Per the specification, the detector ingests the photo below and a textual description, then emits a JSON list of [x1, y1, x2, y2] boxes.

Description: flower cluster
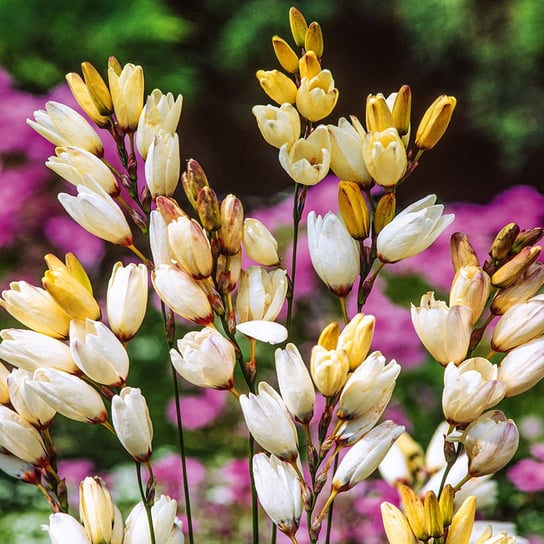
[[0, 5, 540, 544]]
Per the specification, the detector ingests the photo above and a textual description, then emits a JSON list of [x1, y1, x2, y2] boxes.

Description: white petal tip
[[236, 320, 288, 344]]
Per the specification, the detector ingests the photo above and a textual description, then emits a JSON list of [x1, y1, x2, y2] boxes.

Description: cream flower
[[252, 103, 301, 148], [296, 69, 339, 122]]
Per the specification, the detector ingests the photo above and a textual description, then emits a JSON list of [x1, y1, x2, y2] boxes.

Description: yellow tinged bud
[[446, 495, 476, 544], [310, 345, 349, 397], [289, 7, 308, 47], [438, 484, 455, 526], [338, 181, 370, 240], [399, 485, 428, 541], [366, 94, 394, 132], [491, 246, 541, 288], [381, 502, 418, 544], [299, 51, 321, 80], [392, 85, 412, 136], [80, 61, 113, 115], [318, 322, 340, 350], [415, 95, 457, 151], [108, 56, 122, 76], [256, 70, 297, 105], [373, 192, 396, 234], [305, 21, 324, 58], [490, 223, 520, 261], [450, 232, 480, 272], [512, 227, 544, 253], [272, 36, 299, 73], [65, 73, 111, 128], [423, 491, 443, 538], [64, 253, 94, 295]]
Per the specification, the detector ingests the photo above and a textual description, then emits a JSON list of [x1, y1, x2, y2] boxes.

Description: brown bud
[[373, 192, 396, 234], [490, 223, 520, 261], [197, 186, 221, 232], [450, 232, 480, 272]]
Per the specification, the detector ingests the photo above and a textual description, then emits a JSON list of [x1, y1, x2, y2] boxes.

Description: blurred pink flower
[[167, 388, 228, 429], [508, 443, 544, 492], [152, 452, 206, 501]]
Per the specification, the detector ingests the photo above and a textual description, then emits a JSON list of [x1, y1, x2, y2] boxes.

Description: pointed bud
[[490, 223, 520, 261], [65, 73, 111, 128], [256, 70, 297, 105], [450, 232, 480, 272], [491, 246, 541, 288], [415, 95, 456, 150], [81, 61, 113, 115], [310, 345, 349, 397], [424, 491, 443, 538], [449, 265, 491, 325], [155, 195, 186, 223], [304, 22, 324, 58], [438, 484, 454, 526], [366, 94, 394, 132], [289, 7, 308, 47], [219, 194, 244, 256], [399, 485, 428, 540], [336, 313, 375, 370], [318, 322, 340, 350], [373, 192, 396, 234], [298, 51, 321, 80], [446, 496, 476, 544], [197, 186, 222, 232], [243, 218, 280, 266], [381, 502, 418, 544], [338, 181, 370, 240], [392, 85, 412, 136], [512, 227, 544, 252], [182, 158, 209, 210], [272, 36, 299, 73]]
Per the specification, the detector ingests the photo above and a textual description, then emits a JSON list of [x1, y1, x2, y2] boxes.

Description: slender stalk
[[324, 456, 339, 544], [249, 434, 259, 544], [271, 524, 277, 544], [136, 461, 157, 544]]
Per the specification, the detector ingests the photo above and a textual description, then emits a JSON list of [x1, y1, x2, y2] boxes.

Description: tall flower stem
[[286, 182, 308, 329], [249, 434, 259, 544], [136, 461, 157, 544]]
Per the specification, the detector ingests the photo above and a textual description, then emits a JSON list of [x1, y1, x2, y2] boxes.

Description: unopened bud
[[256, 70, 297, 105], [512, 227, 544, 253], [373, 192, 396, 234], [219, 194, 244, 256], [304, 21, 324, 58], [399, 485, 428, 540], [438, 484, 454, 526], [490, 223, 520, 261], [155, 195, 186, 223], [197, 186, 221, 232], [65, 73, 111, 128], [415, 95, 456, 150], [338, 181, 370, 240], [108, 56, 122, 76], [450, 232, 480, 272], [366, 94, 394, 132], [81, 61, 113, 115], [272, 36, 299, 74], [449, 265, 491, 325], [299, 51, 321, 80], [392, 85, 412, 136], [317, 321, 340, 350], [289, 6, 308, 47], [491, 246, 541, 288], [182, 159, 209, 210], [424, 491, 443, 538]]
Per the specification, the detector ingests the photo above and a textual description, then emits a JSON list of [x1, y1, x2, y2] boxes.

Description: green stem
[[324, 456, 340, 544], [136, 461, 157, 544], [249, 435, 259, 544]]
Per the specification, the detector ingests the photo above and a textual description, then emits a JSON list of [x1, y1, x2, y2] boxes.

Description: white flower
[[252, 103, 301, 148], [377, 194, 454, 263]]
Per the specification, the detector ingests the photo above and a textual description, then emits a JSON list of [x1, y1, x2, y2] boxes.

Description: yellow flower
[[296, 69, 339, 122]]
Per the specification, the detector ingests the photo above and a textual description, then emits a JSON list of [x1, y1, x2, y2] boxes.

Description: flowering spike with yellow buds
[[80, 61, 113, 115], [491, 245, 541, 288], [392, 85, 412, 136], [489, 222, 520, 261], [256, 70, 298, 105], [318, 321, 340, 350], [338, 181, 370, 240], [366, 94, 394, 132], [272, 36, 299, 73], [289, 7, 308, 47], [304, 21, 324, 58], [298, 51, 321, 80], [450, 232, 480, 272], [415, 94, 456, 151], [373, 192, 396, 234]]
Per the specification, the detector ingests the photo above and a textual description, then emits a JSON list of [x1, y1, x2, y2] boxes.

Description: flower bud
[[145, 131, 181, 198], [338, 181, 370, 240], [424, 491, 444, 538], [256, 70, 297, 105], [498, 337, 544, 396], [489, 223, 520, 261], [80, 61, 113, 115], [373, 192, 396, 234], [450, 232, 480, 272], [108, 61, 144, 132], [363, 128, 407, 187], [442, 359, 505, 425], [296, 70, 338, 122], [317, 321, 340, 350], [438, 484, 455, 526], [289, 7, 308, 47], [272, 35, 299, 73], [79, 476, 118, 544], [305, 21, 324, 57], [275, 343, 315, 423], [381, 502, 418, 544], [449, 265, 491, 325], [219, 194, 244, 256], [463, 411, 519, 477], [65, 72, 111, 128], [243, 218, 280, 266], [111, 387, 153, 462], [512, 227, 544, 252], [298, 51, 321, 80], [491, 246, 541, 288], [45, 513, 91, 544], [491, 262, 544, 315], [310, 345, 349, 397], [366, 94, 394, 132], [0, 281, 71, 339], [415, 95, 456, 150], [107, 262, 148, 341], [239, 382, 299, 463], [491, 294, 544, 351], [398, 485, 427, 540], [170, 327, 236, 390], [307, 211, 360, 297], [336, 313, 375, 370], [253, 453, 303, 537], [391, 85, 412, 137], [182, 158, 209, 210], [197, 186, 222, 232]]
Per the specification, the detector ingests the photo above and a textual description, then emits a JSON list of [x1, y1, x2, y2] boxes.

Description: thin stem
[[324, 456, 339, 544], [338, 296, 349, 324], [136, 461, 157, 544], [249, 435, 259, 544]]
